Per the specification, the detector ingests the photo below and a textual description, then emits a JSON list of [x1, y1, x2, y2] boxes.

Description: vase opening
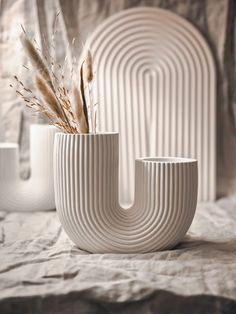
[[138, 157, 197, 163]]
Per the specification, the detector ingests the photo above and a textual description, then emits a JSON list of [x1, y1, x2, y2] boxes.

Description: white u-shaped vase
[[54, 133, 198, 253], [0, 124, 58, 211]]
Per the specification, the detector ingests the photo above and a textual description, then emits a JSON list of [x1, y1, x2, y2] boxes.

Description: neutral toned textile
[[0, 0, 236, 196], [0, 196, 236, 313]]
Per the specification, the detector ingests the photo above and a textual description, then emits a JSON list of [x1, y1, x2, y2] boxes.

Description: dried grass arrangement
[[11, 25, 96, 134]]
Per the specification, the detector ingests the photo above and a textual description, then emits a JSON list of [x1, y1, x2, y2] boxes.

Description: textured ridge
[[54, 133, 198, 253]]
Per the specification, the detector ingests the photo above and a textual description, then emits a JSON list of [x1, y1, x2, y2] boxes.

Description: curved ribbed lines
[[89, 7, 215, 203], [54, 133, 198, 253]]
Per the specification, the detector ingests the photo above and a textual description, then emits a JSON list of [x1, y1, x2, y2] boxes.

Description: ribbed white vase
[[0, 124, 58, 211], [54, 133, 198, 253]]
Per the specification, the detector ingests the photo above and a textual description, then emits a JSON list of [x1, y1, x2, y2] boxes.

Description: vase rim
[[137, 157, 197, 163], [30, 124, 56, 128], [56, 132, 119, 136], [0, 143, 18, 148]]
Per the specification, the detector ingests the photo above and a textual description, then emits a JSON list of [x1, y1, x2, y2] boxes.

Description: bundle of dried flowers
[[10, 26, 97, 134]]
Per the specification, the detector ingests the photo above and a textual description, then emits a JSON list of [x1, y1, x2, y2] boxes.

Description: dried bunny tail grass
[[20, 34, 53, 87], [82, 48, 93, 82], [73, 85, 89, 133], [35, 75, 64, 120]]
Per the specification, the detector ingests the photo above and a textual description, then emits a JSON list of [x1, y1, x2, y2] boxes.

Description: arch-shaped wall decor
[[0, 124, 57, 211], [89, 7, 216, 204]]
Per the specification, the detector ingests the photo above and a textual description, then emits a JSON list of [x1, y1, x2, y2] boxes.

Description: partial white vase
[[0, 124, 58, 211], [54, 133, 198, 253]]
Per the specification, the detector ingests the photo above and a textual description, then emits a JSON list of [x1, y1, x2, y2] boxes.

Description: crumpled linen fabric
[[0, 196, 236, 313], [0, 0, 236, 194]]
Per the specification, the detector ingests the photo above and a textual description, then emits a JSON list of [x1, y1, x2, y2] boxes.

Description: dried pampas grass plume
[[73, 85, 89, 133], [20, 34, 52, 87], [35, 76, 64, 120], [13, 30, 97, 134]]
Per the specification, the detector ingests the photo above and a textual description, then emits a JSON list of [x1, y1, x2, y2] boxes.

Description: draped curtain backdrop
[[0, 0, 235, 198]]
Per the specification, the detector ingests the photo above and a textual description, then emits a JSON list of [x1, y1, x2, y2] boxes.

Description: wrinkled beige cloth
[[0, 196, 236, 313], [0, 0, 236, 196]]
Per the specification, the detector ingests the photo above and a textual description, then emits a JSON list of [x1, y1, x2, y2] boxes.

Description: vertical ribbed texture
[[54, 133, 198, 253], [0, 125, 58, 211], [89, 7, 215, 203]]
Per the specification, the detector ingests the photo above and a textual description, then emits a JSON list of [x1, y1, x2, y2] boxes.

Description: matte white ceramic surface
[[0, 124, 58, 211], [54, 133, 198, 253], [89, 7, 215, 203]]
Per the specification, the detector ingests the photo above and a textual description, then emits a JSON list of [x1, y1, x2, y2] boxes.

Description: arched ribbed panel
[[54, 133, 198, 253], [0, 125, 58, 211], [89, 7, 216, 204]]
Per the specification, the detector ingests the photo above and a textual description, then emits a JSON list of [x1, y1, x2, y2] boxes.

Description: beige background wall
[[0, 0, 235, 198]]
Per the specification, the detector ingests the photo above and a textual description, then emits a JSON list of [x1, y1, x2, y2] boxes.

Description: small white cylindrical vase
[[0, 124, 58, 211], [54, 133, 198, 253]]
